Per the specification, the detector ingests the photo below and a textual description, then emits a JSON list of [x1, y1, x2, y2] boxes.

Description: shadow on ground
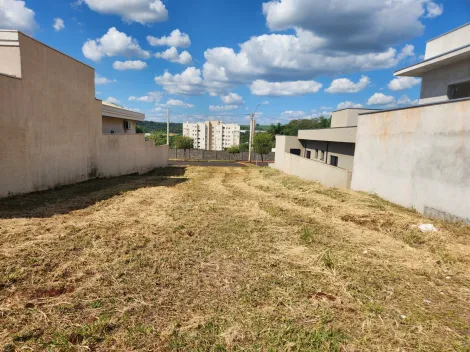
[[0, 167, 187, 219]]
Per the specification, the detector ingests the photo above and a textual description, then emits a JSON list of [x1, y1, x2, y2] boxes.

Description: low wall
[[169, 149, 275, 161], [351, 99, 470, 222], [271, 152, 352, 189], [96, 135, 168, 177]]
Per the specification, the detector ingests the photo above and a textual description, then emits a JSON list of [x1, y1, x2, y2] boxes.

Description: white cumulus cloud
[[250, 80, 322, 96], [129, 91, 163, 103], [82, 27, 150, 62], [209, 105, 239, 112], [220, 93, 244, 106], [325, 75, 370, 93], [53, 18, 64, 31], [388, 76, 421, 91], [147, 29, 191, 48], [155, 47, 192, 65], [106, 97, 120, 105], [113, 60, 148, 70], [78, 0, 168, 24], [154, 67, 206, 96], [95, 74, 115, 85], [262, 0, 443, 51], [337, 101, 364, 110], [367, 93, 396, 106], [0, 0, 37, 34]]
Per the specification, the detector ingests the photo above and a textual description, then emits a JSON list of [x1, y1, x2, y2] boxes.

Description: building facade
[[352, 23, 470, 222], [271, 109, 376, 189], [0, 30, 168, 198], [183, 121, 240, 151]]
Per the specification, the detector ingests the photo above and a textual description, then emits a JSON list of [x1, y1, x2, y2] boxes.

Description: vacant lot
[[1, 166, 469, 351]]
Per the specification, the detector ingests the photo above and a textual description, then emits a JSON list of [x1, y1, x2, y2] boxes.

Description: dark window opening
[[448, 81, 470, 100], [290, 149, 301, 156], [330, 155, 339, 167], [306, 150, 311, 159]]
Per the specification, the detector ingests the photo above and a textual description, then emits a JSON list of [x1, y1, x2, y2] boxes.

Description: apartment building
[[183, 121, 240, 151]]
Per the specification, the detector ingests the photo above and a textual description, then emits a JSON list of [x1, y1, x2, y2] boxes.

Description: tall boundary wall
[[351, 99, 470, 222], [0, 31, 168, 198]]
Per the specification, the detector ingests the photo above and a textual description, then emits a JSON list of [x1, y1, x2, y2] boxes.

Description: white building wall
[[183, 121, 240, 151]]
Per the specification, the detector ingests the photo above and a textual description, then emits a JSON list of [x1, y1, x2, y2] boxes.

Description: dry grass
[[0, 166, 469, 351]]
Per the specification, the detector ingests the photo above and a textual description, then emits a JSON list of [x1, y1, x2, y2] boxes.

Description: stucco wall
[[330, 109, 376, 128], [351, 100, 470, 222], [0, 33, 168, 198], [102, 116, 136, 134], [97, 136, 168, 177], [420, 60, 470, 104]]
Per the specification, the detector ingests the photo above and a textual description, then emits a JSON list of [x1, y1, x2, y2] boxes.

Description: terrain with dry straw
[[0, 165, 469, 351]]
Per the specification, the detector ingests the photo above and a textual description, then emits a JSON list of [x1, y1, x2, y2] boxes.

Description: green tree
[[226, 145, 240, 160], [253, 133, 273, 163], [136, 124, 144, 134], [239, 143, 249, 152], [174, 136, 194, 159], [267, 123, 284, 137], [148, 131, 167, 146]]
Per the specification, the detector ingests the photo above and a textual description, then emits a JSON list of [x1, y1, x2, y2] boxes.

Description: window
[[319, 150, 324, 161], [306, 150, 311, 159], [315, 150, 318, 159], [123, 121, 132, 130], [330, 155, 339, 167], [290, 149, 301, 156], [448, 80, 470, 100]]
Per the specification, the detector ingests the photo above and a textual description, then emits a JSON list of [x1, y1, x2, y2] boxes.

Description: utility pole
[[166, 108, 170, 145], [248, 104, 261, 163]]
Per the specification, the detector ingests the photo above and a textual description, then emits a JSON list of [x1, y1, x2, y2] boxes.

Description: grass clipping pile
[[0, 166, 469, 351]]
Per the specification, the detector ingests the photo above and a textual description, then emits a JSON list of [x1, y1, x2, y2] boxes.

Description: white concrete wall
[[425, 23, 470, 59], [420, 60, 470, 104], [352, 100, 470, 222], [0, 31, 21, 78], [330, 109, 376, 128]]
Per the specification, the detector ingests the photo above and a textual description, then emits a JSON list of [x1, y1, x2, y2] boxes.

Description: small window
[[315, 150, 319, 159], [124, 120, 132, 130], [448, 81, 470, 100], [290, 149, 301, 156], [306, 150, 311, 159], [330, 155, 339, 167], [319, 150, 324, 161]]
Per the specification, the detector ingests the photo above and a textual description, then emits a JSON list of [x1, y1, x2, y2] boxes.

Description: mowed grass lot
[[1, 166, 469, 351]]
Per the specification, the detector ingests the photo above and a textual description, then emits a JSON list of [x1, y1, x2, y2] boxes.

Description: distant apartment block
[[0, 30, 168, 198], [183, 121, 241, 151]]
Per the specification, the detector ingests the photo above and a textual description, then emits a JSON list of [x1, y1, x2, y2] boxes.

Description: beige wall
[[97, 137, 168, 177], [102, 116, 136, 134], [352, 100, 470, 222], [0, 31, 22, 78], [272, 136, 352, 189], [0, 33, 168, 198], [425, 23, 470, 59]]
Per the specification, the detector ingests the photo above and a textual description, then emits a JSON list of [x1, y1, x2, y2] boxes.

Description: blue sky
[[2, 0, 470, 124]]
